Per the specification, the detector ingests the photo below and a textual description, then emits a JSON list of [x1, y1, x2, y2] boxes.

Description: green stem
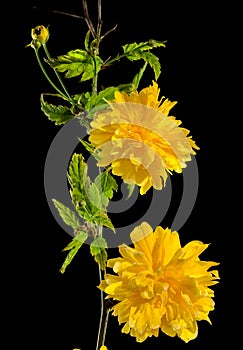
[[104, 43, 154, 67], [92, 58, 98, 95], [34, 48, 67, 99], [104, 52, 127, 66], [42, 43, 76, 104], [96, 266, 110, 350]]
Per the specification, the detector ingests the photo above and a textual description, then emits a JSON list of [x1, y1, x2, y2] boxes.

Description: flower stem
[[96, 266, 110, 350], [34, 48, 67, 99], [42, 43, 76, 105], [35, 49, 67, 99]]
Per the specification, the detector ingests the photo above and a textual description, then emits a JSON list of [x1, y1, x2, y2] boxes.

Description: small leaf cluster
[[53, 152, 118, 272], [39, 28, 166, 126]]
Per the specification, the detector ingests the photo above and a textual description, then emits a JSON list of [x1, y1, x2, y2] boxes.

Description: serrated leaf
[[62, 230, 88, 251], [132, 62, 148, 88], [79, 139, 101, 160], [52, 199, 80, 229], [84, 84, 134, 113], [60, 230, 88, 273], [122, 40, 165, 80], [87, 182, 103, 210], [66, 153, 117, 234], [73, 91, 91, 107], [40, 95, 74, 125], [147, 39, 167, 48], [67, 154, 115, 231], [126, 51, 161, 80], [94, 212, 115, 232], [91, 236, 108, 249], [123, 40, 166, 55], [141, 52, 161, 80], [90, 237, 108, 270], [94, 172, 118, 207], [46, 49, 103, 81], [68, 153, 87, 190], [84, 30, 91, 51], [68, 154, 94, 221]]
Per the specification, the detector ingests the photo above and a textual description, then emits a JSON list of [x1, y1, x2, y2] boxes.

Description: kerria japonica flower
[[88, 81, 199, 195], [31, 25, 49, 44], [98, 222, 219, 343]]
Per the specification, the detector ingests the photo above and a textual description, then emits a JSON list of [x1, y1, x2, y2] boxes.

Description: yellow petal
[[154, 227, 181, 266], [100, 346, 108, 350], [98, 222, 219, 344]]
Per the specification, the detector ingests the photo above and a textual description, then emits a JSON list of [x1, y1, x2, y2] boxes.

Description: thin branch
[[100, 24, 118, 42], [97, 0, 102, 37], [43, 43, 75, 104], [32, 6, 85, 20], [96, 267, 110, 350], [82, 0, 96, 38], [34, 48, 67, 99], [52, 10, 85, 20]]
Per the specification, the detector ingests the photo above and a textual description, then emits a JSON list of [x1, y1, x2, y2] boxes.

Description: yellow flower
[[88, 81, 199, 194], [98, 222, 219, 343], [31, 25, 49, 44], [73, 346, 108, 349]]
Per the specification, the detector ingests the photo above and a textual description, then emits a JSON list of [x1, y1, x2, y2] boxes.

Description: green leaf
[[78, 139, 101, 161], [73, 91, 91, 107], [122, 40, 166, 80], [141, 51, 161, 80], [68, 154, 93, 221], [40, 94, 74, 125], [62, 230, 88, 251], [84, 84, 134, 113], [126, 51, 161, 80], [93, 212, 115, 232], [68, 153, 87, 190], [73, 84, 133, 119], [60, 230, 88, 273], [67, 154, 115, 231], [126, 184, 136, 200], [87, 182, 103, 210], [132, 62, 148, 88], [81, 59, 100, 81], [90, 237, 108, 270], [52, 199, 80, 229], [94, 172, 118, 207], [123, 40, 166, 55], [84, 30, 91, 51], [46, 49, 103, 81], [147, 39, 167, 49]]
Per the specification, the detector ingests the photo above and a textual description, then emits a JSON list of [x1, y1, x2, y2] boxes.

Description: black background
[[9, 0, 229, 349]]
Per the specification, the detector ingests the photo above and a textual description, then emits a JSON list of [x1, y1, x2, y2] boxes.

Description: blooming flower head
[[99, 222, 219, 343], [89, 81, 199, 194]]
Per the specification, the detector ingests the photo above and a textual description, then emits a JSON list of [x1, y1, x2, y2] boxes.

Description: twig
[[100, 24, 118, 42], [32, 6, 85, 20], [97, 0, 102, 38], [96, 267, 110, 350], [82, 0, 96, 39], [52, 10, 85, 20]]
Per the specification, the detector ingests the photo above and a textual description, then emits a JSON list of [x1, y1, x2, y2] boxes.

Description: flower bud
[[31, 25, 49, 44]]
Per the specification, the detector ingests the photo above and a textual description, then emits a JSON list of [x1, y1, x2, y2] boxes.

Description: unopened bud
[[31, 25, 49, 44]]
